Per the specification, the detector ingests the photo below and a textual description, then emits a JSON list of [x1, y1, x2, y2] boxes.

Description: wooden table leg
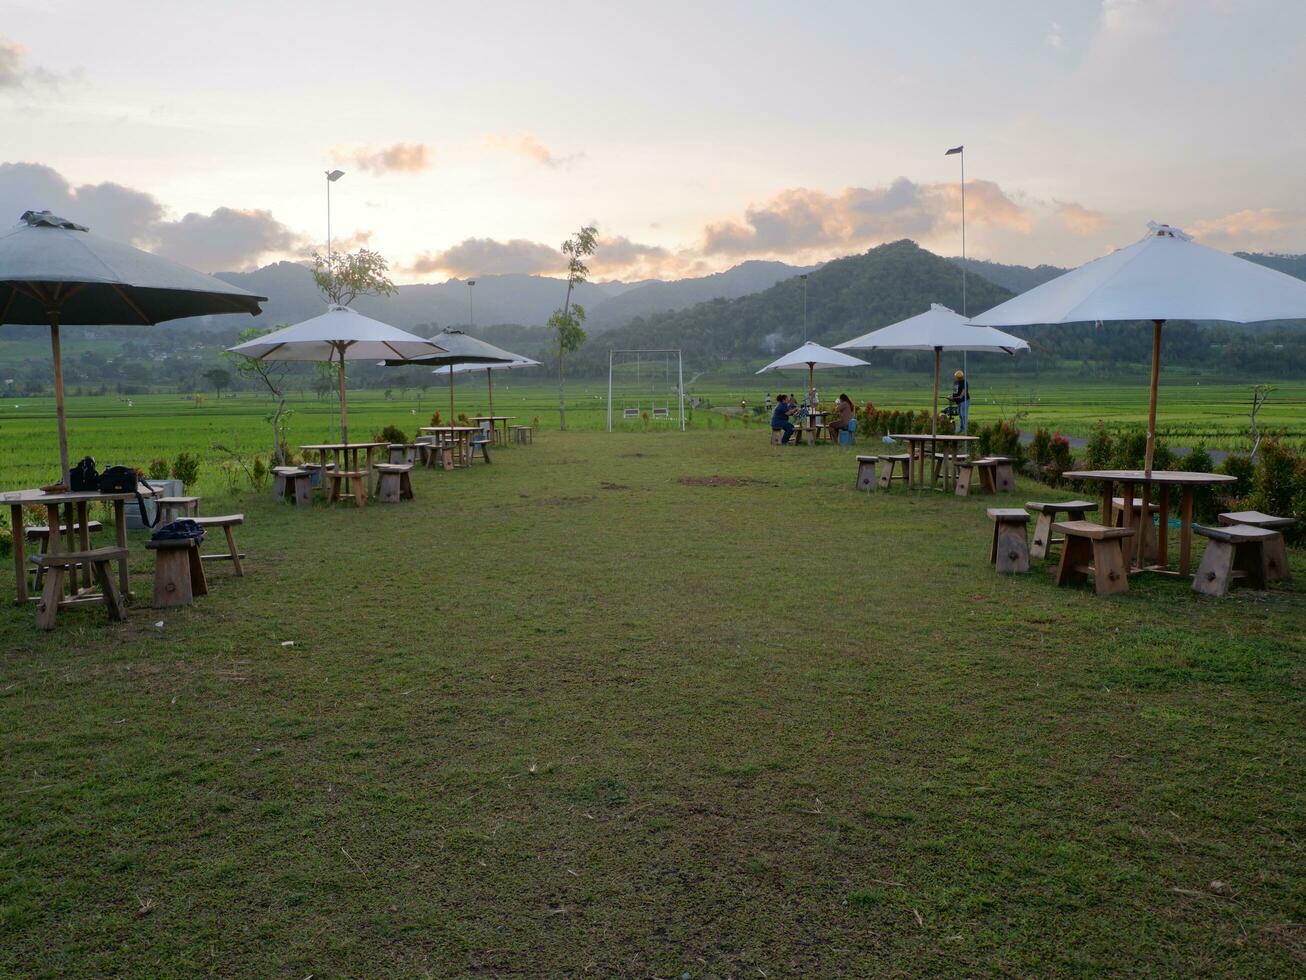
[[1156, 488, 1170, 568], [77, 501, 92, 589], [1100, 481, 1113, 530], [11, 503, 27, 605], [1135, 482, 1150, 569], [113, 499, 131, 600], [1179, 489, 1194, 577]]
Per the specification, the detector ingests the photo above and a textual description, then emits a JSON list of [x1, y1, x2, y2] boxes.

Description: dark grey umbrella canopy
[[0, 210, 267, 482], [382, 328, 519, 367], [0, 210, 265, 324]]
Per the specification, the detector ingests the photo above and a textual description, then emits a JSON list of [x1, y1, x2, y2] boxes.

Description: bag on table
[[98, 466, 160, 528], [69, 456, 99, 492]]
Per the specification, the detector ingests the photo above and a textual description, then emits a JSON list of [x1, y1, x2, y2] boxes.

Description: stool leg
[[224, 526, 244, 577], [93, 560, 127, 621], [1092, 539, 1129, 595], [188, 543, 208, 597], [1234, 541, 1266, 590], [1264, 533, 1290, 582], [153, 550, 193, 608], [1193, 540, 1235, 597], [995, 524, 1030, 574], [1030, 513, 1054, 560], [36, 566, 65, 630], [1056, 537, 1091, 588]]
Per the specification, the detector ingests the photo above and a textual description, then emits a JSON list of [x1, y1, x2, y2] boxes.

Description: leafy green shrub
[[1048, 433, 1073, 477], [171, 451, 201, 487], [0, 523, 11, 560], [1111, 429, 1148, 469], [1218, 453, 1255, 499], [147, 458, 169, 481], [974, 418, 1024, 467], [251, 456, 269, 491], [376, 423, 408, 444], [1085, 421, 1113, 469], [1030, 428, 1052, 467], [1247, 438, 1306, 542], [1172, 445, 1217, 521], [429, 410, 442, 426]]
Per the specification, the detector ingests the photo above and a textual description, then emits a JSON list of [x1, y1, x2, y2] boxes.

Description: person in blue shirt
[[770, 393, 797, 443], [949, 370, 970, 432]]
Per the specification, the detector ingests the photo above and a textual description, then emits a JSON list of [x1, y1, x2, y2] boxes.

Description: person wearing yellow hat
[[948, 369, 970, 432]]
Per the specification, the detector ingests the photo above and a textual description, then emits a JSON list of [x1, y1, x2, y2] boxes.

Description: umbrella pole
[[449, 365, 455, 424], [1143, 319, 1163, 478], [487, 369, 494, 419], [337, 347, 349, 445], [931, 347, 941, 437], [48, 313, 70, 484]]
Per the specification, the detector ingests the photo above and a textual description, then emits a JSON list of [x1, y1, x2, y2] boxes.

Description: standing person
[[765, 392, 773, 412], [770, 393, 797, 444], [949, 370, 970, 432], [827, 393, 856, 442]]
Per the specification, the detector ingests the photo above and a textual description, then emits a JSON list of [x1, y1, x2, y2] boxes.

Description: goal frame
[[606, 349, 686, 432]]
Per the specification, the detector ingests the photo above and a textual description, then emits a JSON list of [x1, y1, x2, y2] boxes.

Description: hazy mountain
[[1237, 251, 1306, 279], [948, 256, 1068, 294], [567, 240, 1015, 374], [587, 260, 814, 327]]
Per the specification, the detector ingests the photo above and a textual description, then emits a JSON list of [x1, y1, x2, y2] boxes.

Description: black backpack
[[70, 456, 98, 492]]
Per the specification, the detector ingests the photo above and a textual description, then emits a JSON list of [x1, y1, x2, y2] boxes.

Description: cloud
[[0, 161, 303, 271], [1055, 200, 1107, 236], [1046, 22, 1066, 49], [0, 37, 60, 93], [1190, 207, 1305, 250], [334, 142, 433, 175], [407, 237, 562, 277], [486, 134, 583, 168], [701, 178, 1031, 257]]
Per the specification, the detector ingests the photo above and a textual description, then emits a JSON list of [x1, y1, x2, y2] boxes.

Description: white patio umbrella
[[969, 222, 1306, 473], [445, 355, 541, 420], [836, 303, 1029, 434], [227, 305, 445, 444], [0, 210, 266, 482], [383, 328, 526, 424], [755, 341, 870, 399]]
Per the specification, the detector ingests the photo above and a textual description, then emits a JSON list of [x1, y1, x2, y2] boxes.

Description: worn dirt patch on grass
[[599, 482, 630, 491], [678, 474, 773, 487]]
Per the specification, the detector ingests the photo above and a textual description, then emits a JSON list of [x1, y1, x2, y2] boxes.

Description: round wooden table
[[1064, 469, 1236, 576], [888, 433, 979, 491]]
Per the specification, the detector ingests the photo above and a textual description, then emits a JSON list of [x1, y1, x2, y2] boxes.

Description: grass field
[[0, 373, 1302, 498], [0, 427, 1302, 975]]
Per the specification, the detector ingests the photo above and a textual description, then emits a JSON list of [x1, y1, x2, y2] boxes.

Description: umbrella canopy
[[0, 210, 266, 481], [227, 305, 445, 443], [443, 356, 541, 423], [382, 329, 524, 423], [969, 222, 1306, 472], [836, 304, 1028, 433]]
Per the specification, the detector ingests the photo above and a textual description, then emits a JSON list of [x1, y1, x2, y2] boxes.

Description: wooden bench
[[192, 515, 245, 576], [987, 456, 1016, 493], [145, 537, 208, 609], [1025, 500, 1097, 560], [470, 436, 492, 464], [272, 467, 312, 505], [1052, 521, 1135, 596], [33, 547, 129, 631], [988, 508, 1030, 574], [854, 455, 880, 491], [326, 469, 368, 506], [26, 521, 104, 590], [1112, 495, 1159, 560], [373, 463, 415, 503], [955, 458, 1000, 497], [510, 425, 533, 445], [1192, 524, 1279, 596], [156, 495, 201, 522], [1218, 510, 1293, 582], [877, 454, 910, 490]]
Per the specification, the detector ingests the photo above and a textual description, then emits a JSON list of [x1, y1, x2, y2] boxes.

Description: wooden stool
[[273, 468, 312, 505], [388, 443, 418, 464], [988, 508, 1030, 574], [373, 463, 414, 503], [770, 429, 784, 446], [193, 515, 245, 576], [156, 495, 201, 522], [854, 455, 880, 491], [33, 547, 128, 631], [1192, 524, 1278, 596], [877, 454, 910, 490], [425, 440, 454, 471], [955, 459, 996, 496], [1112, 496, 1159, 561], [327, 470, 368, 506], [145, 537, 208, 609], [470, 437, 492, 464], [1053, 521, 1135, 596], [26, 521, 104, 590], [1025, 500, 1097, 560], [988, 457, 1016, 493], [511, 425, 533, 445], [1218, 510, 1293, 582]]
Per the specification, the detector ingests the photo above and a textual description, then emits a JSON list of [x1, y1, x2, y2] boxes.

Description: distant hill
[[948, 256, 1068, 294], [587, 260, 813, 327], [1237, 251, 1306, 280], [567, 240, 1014, 374]]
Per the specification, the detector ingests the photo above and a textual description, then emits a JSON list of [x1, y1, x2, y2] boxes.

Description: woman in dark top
[[770, 394, 797, 444]]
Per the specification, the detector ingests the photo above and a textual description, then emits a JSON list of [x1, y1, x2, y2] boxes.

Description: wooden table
[[1064, 470, 1237, 576], [299, 443, 385, 483], [5, 486, 159, 606], [419, 426, 481, 466], [471, 416, 516, 444], [796, 410, 826, 445], [888, 433, 979, 492]]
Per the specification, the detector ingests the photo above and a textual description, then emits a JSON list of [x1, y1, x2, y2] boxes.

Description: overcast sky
[[2, 0, 1303, 281]]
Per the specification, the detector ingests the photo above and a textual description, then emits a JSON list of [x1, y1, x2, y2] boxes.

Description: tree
[[203, 367, 231, 397], [310, 248, 397, 307], [224, 326, 294, 464], [548, 225, 598, 430]]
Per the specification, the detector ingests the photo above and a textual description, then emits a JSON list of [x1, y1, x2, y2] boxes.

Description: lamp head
[[326, 169, 345, 182]]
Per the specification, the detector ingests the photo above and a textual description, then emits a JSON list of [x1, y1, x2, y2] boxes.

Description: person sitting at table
[[827, 393, 856, 441], [770, 393, 798, 444]]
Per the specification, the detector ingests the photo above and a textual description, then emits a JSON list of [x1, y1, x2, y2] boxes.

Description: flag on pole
[[945, 145, 964, 155]]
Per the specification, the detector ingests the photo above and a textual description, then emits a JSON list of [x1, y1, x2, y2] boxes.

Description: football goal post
[[607, 349, 686, 432]]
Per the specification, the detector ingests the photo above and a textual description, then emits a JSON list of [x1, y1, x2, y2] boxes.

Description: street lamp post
[[945, 144, 966, 377], [800, 273, 809, 343], [467, 279, 476, 329], [325, 168, 345, 284]]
